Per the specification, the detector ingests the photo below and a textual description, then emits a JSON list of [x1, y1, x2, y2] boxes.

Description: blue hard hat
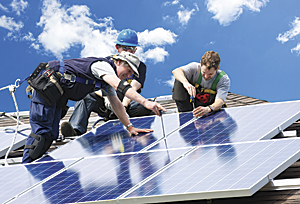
[[115, 29, 139, 47]]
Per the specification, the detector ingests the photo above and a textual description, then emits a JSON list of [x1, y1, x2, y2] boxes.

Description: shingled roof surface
[[1, 92, 300, 204]]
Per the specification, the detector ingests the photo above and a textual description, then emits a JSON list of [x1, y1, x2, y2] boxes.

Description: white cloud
[[138, 27, 177, 47], [163, 2, 198, 27], [206, 0, 269, 26], [10, 0, 28, 16], [136, 28, 177, 63], [34, 0, 117, 60], [277, 17, 300, 43], [22, 32, 35, 41], [291, 43, 300, 54], [163, 75, 175, 87], [32, 0, 177, 63], [164, 0, 180, 7], [0, 15, 23, 31], [177, 7, 196, 26], [0, 4, 9, 12], [277, 17, 300, 54], [138, 47, 169, 64]]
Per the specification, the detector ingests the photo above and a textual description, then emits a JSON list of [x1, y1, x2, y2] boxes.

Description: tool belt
[[194, 87, 216, 107], [27, 62, 64, 106]]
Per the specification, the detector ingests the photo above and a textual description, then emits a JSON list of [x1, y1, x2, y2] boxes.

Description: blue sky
[[0, 0, 300, 112]]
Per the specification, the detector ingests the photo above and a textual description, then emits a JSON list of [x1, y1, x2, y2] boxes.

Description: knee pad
[[25, 133, 53, 160]]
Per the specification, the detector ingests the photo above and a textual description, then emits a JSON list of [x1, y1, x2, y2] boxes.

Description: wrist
[[126, 123, 133, 130], [208, 105, 213, 112]]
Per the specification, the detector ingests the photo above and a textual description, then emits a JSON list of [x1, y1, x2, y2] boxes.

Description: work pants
[[22, 91, 62, 163]]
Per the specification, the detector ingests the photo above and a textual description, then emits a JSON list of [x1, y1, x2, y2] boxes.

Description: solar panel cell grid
[[10, 149, 188, 204], [125, 139, 300, 203], [3, 100, 300, 204]]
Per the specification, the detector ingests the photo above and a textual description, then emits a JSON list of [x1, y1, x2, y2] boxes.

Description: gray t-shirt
[[181, 62, 230, 101], [90, 61, 117, 96]]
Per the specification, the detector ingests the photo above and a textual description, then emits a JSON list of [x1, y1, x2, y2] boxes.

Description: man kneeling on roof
[[22, 51, 166, 163], [172, 51, 230, 117]]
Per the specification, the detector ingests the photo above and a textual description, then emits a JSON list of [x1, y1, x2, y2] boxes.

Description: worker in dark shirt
[[22, 51, 165, 163], [61, 29, 152, 137]]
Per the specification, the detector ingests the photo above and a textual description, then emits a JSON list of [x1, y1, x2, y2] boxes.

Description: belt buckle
[[64, 74, 76, 82], [70, 75, 76, 83]]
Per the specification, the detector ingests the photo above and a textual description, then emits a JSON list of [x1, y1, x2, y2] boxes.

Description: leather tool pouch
[[27, 62, 64, 106]]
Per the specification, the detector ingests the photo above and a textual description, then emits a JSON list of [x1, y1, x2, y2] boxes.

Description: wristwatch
[[208, 105, 213, 112], [126, 123, 133, 130]]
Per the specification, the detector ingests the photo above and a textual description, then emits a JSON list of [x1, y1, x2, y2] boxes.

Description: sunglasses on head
[[118, 45, 136, 52]]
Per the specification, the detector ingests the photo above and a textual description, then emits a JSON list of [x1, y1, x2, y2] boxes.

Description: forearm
[[172, 68, 189, 84], [124, 88, 147, 106], [173, 67, 195, 97], [108, 95, 131, 127], [210, 98, 224, 112], [122, 80, 141, 107]]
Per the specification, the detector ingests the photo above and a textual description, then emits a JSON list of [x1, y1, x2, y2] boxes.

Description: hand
[[193, 106, 211, 117], [127, 126, 153, 136], [183, 81, 196, 98], [143, 100, 166, 116]]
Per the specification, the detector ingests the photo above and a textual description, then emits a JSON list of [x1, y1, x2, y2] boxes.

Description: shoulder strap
[[211, 71, 226, 91], [196, 70, 202, 86]]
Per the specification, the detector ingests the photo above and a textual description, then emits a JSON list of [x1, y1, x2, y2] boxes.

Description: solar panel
[[0, 159, 77, 204], [0, 125, 30, 157], [40, 101, 300, 162], [39, 112, 194, 162], [2, 100, 300, 204], [7, 149, 189, 204], [5, 138, 300, 204], [123, 138, 300, 203], [151, 100, 300, 150]]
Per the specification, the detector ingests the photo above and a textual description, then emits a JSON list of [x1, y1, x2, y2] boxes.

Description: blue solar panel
[[8, 149, 189, 203], [124, 138, 300, 203], [0, 126, 30, 157], [39, 112, 194, 162], [3, 100, 300, 204], [151, 101, 300, 150], [0, 159, 76, 204], [6, 138, 300, 204]]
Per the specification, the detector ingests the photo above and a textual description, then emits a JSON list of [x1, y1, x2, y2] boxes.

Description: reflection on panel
[[39, 116, 158, 161], [4, 101, 300, 204], [125, 138, 300, 203], [153, 101, 300, 149], [1, 160, 75, 204], [39, 112, 194, 162], [11, 149, 189, 204]]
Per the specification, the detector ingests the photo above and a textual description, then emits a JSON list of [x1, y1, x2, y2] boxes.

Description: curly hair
[[200, 51, 221, 70]]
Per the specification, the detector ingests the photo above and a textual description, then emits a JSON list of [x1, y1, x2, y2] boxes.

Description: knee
[[23, 133, 53, 162]]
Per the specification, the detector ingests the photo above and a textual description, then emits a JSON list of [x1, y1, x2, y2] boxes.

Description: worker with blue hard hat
[[115, 29, 139, 46], [61, 28, 153, 138]]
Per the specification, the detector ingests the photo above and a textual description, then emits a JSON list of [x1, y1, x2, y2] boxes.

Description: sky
[[1, 0, 300, 113]]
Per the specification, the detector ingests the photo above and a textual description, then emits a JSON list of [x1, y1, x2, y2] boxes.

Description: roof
[[1, 92, 300, 203]]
